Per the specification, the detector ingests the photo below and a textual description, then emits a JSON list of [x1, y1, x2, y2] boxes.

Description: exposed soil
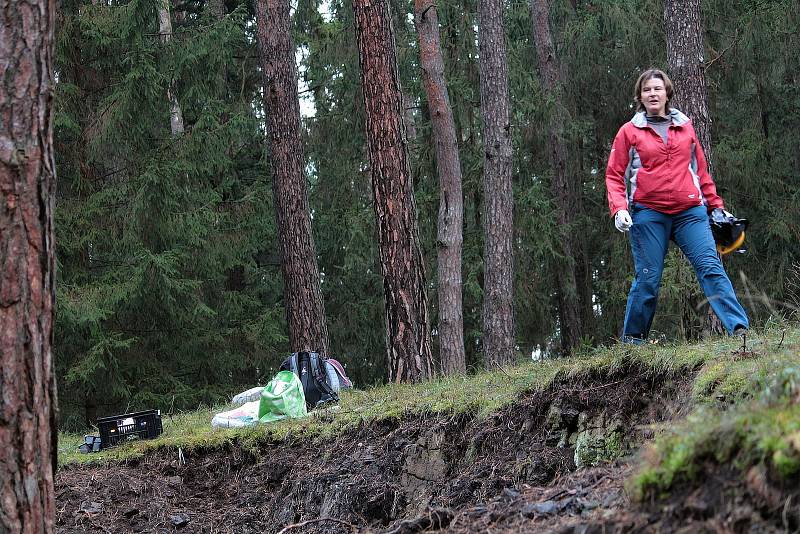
[[55, 365, 799, 533]]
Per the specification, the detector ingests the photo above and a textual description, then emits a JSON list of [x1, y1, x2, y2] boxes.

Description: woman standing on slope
[[605, 68, 749, 344]]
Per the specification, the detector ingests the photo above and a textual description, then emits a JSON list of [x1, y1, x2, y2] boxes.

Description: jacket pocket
[[672, 188, 701, 204], [632, 170, 668, 200]]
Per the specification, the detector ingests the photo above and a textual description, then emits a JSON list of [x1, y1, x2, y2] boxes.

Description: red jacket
[[605, 109, 724, 216]]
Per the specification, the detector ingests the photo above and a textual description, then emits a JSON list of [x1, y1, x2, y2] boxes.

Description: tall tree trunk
[[664, 0, 724, 335], [158, 0, 185, 136], [352, 0, 434, 382], [530, 0, 583, 353], [0, 0, 58, 530], [478, 0, 514, 366], [413, 0, 466, 374], [255, 0, 331, 356], [665, 0, 712, 167]]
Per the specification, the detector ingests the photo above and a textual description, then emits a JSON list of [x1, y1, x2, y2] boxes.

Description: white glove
[[614, 209, 633, 232]]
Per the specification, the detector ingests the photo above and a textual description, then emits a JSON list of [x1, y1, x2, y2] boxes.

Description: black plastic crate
[[97, 409, 163, 449]]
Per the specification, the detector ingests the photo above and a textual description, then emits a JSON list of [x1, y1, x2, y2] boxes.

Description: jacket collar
[[631, 108, 690, 128]]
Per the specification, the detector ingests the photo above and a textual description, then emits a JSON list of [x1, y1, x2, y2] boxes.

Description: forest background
[[54, 0, 799, 430]]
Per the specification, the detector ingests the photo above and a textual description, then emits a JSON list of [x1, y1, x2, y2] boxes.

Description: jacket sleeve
[[605, 125, 630, 216], [690, 124, 724, 211]]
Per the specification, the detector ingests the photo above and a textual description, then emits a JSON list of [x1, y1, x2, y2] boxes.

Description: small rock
[[527, 500, 558, 516], [78, 501, 103, 515], [169, 514, 189, 528], [746, 466, 782, 509], [684, 495, 708, 517], [601, 490, 620, 508], [502, 487, 520, 500], [167, 476, 183, 486], [467, 505, 487, 518], [522, 419, 535, 432], [730, 504, 755, 529]]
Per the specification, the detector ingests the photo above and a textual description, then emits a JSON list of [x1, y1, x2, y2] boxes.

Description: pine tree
[[413, 0, 466, 374], [479, 0, 515, 365], [255, 0, 330, 355], [294, 0, 388, 385], [352, 0, 435, 382], [0, 0, 58, 529], [664, 0, 724, 336]]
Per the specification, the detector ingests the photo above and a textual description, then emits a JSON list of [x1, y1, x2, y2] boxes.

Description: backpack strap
[[289, 353, 300, 377], [309, 353, 339, 402]]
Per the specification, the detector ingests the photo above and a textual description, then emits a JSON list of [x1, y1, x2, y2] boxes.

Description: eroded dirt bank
[[55, 365, 798, 533]]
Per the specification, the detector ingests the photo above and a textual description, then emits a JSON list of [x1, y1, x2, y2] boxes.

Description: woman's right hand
[[614, 209, 633, 232]]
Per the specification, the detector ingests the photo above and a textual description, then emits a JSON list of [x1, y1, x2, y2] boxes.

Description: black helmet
[[709, 208, 748, 255]]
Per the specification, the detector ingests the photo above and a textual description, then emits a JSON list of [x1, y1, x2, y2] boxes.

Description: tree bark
[[664, 0, 724, 335], [665, 0, 712, 167], [413, 0, 466, 374], [352, 0, 434, 382], [158, 0, 185, 136], [0, 0, 59, 531], [530, 0, 583, 353], [255, 0, 331, 356], [478, 0, 515, 366]]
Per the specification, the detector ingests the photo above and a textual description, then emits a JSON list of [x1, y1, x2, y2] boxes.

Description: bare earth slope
[[56, 356, 800, 534]]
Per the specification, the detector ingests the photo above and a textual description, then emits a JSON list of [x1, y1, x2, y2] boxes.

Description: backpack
[[280, 352, 339, 410], [325, 358, 353, 389]]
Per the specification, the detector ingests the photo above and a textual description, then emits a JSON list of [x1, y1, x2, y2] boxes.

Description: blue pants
[[623, 204, 749, 341]]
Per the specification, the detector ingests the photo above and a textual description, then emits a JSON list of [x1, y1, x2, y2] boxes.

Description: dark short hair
[[634, 69, 674, 112]]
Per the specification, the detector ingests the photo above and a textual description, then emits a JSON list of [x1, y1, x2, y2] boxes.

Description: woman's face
[[640, 77, 668, 117]]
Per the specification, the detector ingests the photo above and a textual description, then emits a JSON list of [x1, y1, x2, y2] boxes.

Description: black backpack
[[280, 352, 339, 410]]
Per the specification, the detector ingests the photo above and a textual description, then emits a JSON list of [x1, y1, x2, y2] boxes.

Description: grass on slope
[[632, 323, 800, 499], [59, 323, 799, 476]]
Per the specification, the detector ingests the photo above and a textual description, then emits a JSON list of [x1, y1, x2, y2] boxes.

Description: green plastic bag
[[258, 370, 308, 423]]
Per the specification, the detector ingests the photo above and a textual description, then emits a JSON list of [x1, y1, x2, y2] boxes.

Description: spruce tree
[[54, 0, 281, 426]]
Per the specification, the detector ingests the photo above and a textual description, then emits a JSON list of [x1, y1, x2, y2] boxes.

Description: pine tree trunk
[[665, 0, 712, 167], [255, 0, 330, 356], [413, 0, 466, 375], [664, 0, 724, 335], [352, 0, 434, 382], [478, 0, 515, 366], [158, 0, 185, 136], [0, 0, 58, 530], [530, 0, 583, 353]]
